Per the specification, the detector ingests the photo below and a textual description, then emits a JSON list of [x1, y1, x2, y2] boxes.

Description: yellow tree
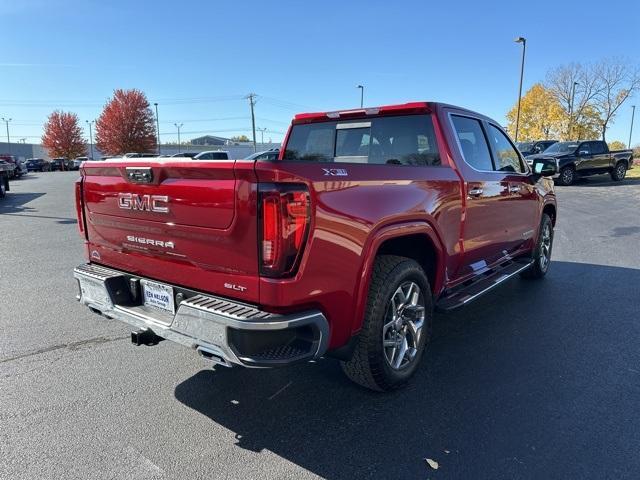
[[608, 140, 627, 150], [506, 84, 565, 140]]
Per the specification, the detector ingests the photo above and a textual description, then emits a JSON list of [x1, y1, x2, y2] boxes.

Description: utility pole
[[569, 81, 578, 139], [86, 120, 95, 159], [247, 93, 257, 152], [154, 103, 161, 155], [357, 85, 364, 108], [257, 127, 267, 147], [174, 123, 183, 153], [629, 105, 636, 149], [514, 37, 526, 142], [2, 117, 11, 155]]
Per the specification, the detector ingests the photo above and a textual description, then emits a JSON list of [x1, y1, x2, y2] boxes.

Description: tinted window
[[451, 115, 493, 171], [211, 152, 228, 159], [284, 115, 441, 166], [284, 122, 335, 162], [487, 124, 525, 173], [590, 142, 605, 154], [578, 143, 591, 155]]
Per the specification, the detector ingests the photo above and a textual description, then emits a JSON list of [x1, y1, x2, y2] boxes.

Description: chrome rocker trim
[[74, 263, 329, 368]]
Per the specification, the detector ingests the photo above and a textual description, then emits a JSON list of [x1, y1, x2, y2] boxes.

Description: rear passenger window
[[283, 115, 441, 166], [487, 124, 525, 173], [451, 115, 493, 171], [590, 142, 605, 154]]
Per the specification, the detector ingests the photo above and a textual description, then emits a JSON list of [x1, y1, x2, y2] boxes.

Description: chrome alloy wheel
[[539, 223, 552, 271], [382, 281, 425, 370], [616, 164, 626, 180], [561, 168, 574, 185]]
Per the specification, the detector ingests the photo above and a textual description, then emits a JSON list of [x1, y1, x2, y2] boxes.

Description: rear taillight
[[259, 184, 311, 278], [74, 178, 87, 238]]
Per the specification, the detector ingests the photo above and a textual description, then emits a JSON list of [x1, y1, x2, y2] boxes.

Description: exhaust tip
[[197, 346, 231, 367]]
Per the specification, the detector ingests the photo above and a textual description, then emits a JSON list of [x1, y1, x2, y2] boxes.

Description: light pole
[[569, 81, 579, 139], [174, 123, 183, 153], [257, 127, 267, 147], [629, 105, 636, 149], [86, 120, 95, 159], [154, 103, 161, 155], [514, 37, 526, 142], [357, 85, 364, 108], [2, 117, 12, 154]]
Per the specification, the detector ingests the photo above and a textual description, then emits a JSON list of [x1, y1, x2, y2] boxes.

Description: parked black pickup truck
[[0, 160, 13, 198], [525, 140, 634, 185], [516, 140, 557, 156]]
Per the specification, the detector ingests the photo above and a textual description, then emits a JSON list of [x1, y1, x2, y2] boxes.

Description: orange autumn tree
[[95, 89, 157, 155], [42, 111, 87, 168]]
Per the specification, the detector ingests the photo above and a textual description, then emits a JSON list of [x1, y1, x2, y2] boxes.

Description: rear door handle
[[468, 187, 483, 197]]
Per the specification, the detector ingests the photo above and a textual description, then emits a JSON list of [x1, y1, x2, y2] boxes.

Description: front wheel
[[611, 162, 627, 182], [521, 213, 554, 280], [557, 166, 575, 186], [341, 255, 432, 391]]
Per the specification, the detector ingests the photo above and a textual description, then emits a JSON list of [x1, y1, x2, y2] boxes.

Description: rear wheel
[[521, 213, 554, 279], [611, 162, 627, 182], [557, 166, 575, 186], [341, 255, 432, 391]]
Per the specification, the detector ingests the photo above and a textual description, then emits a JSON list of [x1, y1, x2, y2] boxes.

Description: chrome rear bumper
[[74, 263, 329, 368]]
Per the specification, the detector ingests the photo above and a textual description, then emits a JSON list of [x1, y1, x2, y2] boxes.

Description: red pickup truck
[[74, 102, 558, 391]]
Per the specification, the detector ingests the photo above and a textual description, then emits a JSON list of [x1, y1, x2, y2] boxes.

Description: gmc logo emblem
[[118, 193, 169, 213]]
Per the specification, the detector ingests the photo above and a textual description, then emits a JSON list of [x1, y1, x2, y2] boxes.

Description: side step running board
[[436, 259, 533, 312]]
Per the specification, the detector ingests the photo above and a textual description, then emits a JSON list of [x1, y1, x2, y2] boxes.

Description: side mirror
[[531, 157, 557, 177]]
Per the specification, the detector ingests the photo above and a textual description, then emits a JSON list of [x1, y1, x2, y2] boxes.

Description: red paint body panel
[[77, 102, 556, 352]]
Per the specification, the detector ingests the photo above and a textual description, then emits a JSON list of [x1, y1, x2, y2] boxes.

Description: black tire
[[610, 162, 627, 182], [521, 213, 554, 280], [0, 177, 6, 198], [341, 255, 433, 391], [557, 166, 575, 186]]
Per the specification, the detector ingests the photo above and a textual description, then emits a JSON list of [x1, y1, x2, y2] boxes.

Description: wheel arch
[[542, 202, 557, 226], [351, 221, 445, 336]]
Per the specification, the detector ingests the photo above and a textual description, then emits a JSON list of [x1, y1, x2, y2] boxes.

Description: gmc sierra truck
[[73, 102, 558, 391], [525, 140, 633, 186]]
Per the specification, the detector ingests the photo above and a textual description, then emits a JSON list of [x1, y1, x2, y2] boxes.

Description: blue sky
[[1, 0, 639, 145]]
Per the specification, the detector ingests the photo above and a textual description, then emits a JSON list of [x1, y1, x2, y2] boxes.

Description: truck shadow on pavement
[[174, 261, 640, 479], [1, 192, 77, 224], [570, 175, 640, 187]]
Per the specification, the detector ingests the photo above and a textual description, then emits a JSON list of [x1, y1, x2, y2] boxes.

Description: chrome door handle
[[468, 187, 483, 197]]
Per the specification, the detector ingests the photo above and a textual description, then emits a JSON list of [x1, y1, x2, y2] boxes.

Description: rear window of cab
[[284, 114, 441, 166]]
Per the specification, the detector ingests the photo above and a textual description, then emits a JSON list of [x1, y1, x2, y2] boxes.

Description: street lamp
[[174, 123, 183, 153], [86, 120, 95, 159], [569, 81, 579, 139], [357, 85, 364, 108], [514, 37, 526, 142], [629, 105, 636, 149], [1, 117, 12, 155], [257, 127, 267, 146], [154, 103, 161, 155]]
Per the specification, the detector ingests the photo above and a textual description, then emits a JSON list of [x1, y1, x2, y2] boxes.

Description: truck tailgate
[[81, 159, 260, 303]]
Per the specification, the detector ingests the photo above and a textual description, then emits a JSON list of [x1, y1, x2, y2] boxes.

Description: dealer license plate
[[141, 280, 175, 314]]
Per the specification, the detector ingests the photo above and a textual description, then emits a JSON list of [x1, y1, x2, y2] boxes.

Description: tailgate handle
[[126, 167, 153, 184]]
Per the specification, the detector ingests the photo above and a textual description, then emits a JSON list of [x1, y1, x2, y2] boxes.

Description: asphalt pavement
[[1, 171, 639, 479]]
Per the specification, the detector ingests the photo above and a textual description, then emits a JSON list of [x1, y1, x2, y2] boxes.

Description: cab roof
[[292, 101, 493, 125]]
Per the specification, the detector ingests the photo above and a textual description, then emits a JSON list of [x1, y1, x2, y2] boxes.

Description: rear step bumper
[[73, 263, 329, 368]]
